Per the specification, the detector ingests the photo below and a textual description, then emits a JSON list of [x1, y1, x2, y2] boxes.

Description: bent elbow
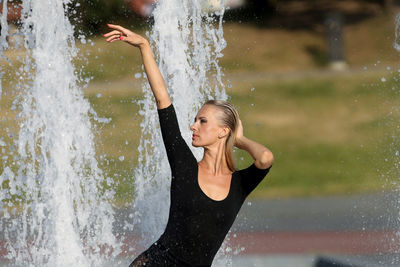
[[257, 150, 274, 169]]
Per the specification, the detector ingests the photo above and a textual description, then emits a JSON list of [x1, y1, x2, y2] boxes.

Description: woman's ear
[[218, 127, 230, 139]]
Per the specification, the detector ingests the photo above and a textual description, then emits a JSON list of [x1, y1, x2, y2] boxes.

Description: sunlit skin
[[191, 104, 233, 200], [190, 104, 229, 148], [104, 24, 274, 201]]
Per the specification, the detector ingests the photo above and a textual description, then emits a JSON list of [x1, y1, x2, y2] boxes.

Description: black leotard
[[130, 104, 271, 267]]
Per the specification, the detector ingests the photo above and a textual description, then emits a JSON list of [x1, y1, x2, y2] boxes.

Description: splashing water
[[0, 0, 9, 97], [132, 0, 231, 265], [394, 13, 400, 52], [1, 0, 230, 265], [0, 0, 120, 265]]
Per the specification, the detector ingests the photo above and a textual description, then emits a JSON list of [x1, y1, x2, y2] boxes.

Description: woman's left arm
[[234, 120, 274, 169]]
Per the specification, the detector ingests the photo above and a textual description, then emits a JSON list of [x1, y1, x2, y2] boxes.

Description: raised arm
[[104, 24, 171, 109], [234, 119, 274, 169]]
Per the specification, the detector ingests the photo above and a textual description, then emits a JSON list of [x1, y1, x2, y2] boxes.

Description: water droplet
[[119, 156, 125, 161], [96, 93, 102, 98], [79, 35, 86, 44], [250, 87, 255, 91], [134, 73, 142, 79], [381, 77, 386, 82]]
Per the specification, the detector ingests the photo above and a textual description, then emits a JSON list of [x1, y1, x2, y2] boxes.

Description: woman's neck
[[199, 142, 230, 175]]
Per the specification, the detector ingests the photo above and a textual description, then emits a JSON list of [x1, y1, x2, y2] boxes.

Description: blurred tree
[[383, 0, 393, 12], [64, 0, 396, 34], [68, 0, 146, 35], [250, 0, 277, 18], [225, 0, 395, 29], [243, 0, 395, 18]]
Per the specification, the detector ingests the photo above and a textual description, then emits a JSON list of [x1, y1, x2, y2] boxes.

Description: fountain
[[394, 13, 400, 52], [0, 0, 120, 265], [0, 0, 232, 266], [132, 0, 227, 244]]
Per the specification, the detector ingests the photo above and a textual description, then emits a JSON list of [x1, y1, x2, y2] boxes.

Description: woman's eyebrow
[[194, 116, 207, 121]]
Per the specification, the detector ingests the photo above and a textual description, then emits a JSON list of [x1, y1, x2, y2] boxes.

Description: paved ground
[[233, 191, 399, 232], [111, 191, 400, 266], [227, 192, 400, 266], [1, 192, 399, 266]]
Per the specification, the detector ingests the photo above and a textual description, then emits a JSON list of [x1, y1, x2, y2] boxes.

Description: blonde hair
[[204, 100, 239, 172]]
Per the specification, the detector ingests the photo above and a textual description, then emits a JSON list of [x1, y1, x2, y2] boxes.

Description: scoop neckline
[[195, 163, 235, 202]]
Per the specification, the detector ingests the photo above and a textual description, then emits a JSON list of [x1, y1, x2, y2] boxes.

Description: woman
[[104, 24, 274, 267]]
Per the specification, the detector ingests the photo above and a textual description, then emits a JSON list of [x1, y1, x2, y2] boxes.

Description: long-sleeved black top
[[156, 104, 271, 266]]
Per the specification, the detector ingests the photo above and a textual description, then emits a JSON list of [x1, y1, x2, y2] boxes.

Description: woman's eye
[[200, 119, 207, 123]]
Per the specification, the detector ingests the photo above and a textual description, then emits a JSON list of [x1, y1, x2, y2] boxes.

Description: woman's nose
[[190, 123, 196, 131]]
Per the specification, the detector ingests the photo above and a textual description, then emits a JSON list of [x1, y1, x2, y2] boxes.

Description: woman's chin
[[191, 141, 201, 147]]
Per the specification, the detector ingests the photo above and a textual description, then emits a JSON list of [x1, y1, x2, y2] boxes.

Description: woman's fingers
[[104, 24, 147, 47], [235, 119, 244, 140], [105, 33, 120, 42], [106, 35, 121, 43], [105, 34, 121, 42], [103, 30, 121, 38], [107, 24, 130, 36]]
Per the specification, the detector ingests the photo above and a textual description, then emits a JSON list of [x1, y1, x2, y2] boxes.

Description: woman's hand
[[234, 120, 273, 169], [104, 24, 148, 48], [234, 119, 244, 148], [103, 24, 171, 109]]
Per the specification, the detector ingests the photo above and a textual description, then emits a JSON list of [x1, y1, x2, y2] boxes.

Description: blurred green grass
[[227, 72, 397, 199], [1, 67, 396, 205], [2, 17, 400, 206], [81, 70, 397, 204]]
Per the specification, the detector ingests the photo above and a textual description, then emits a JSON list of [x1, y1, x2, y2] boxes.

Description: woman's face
[[190, 104, 226, 148]]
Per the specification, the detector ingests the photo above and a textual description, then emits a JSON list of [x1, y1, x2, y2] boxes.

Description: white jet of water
[[0, 0, 120, 266], [0, 0, 9, 97], [394, 13, 400, 52], [132, 0, 231, 265]]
